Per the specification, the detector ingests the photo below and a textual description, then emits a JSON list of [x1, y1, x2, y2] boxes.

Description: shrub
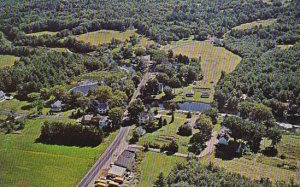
[[178, 124, 192, 136]]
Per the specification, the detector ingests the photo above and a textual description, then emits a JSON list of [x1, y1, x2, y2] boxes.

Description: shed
[[108, 165, 126, 178]]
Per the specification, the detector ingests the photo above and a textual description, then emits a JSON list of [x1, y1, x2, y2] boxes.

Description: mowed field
[[163, 41, 241, 91], [232, 19, 276, 30], [137, 151, 186, 187], [0, 119, 118, 187], [75, 29, 136, 45], [0, 55, 19, 69], [26, 31, 58, 36]]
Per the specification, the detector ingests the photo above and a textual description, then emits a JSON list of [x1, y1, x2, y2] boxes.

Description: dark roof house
[[89, 100, 109, 114], [69, 81, 98, 96], [115, 150, 136, 171]]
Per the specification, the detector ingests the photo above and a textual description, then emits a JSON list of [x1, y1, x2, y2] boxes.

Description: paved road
[[77, 71, 152, 187], [77, 126, 130, 187]]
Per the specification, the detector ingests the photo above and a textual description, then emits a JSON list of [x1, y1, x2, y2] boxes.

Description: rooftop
[[108, 165, 126, 177], [115, 150, 135, 171], [69, 81, 98, 96]]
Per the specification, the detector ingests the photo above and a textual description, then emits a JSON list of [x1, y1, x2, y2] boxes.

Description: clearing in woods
[[75, 29, 136, 46], [26, 31, 58, 36], [0, 55, 20, 69], [163, 40, 241, 102], [232, 19, 277, 30]]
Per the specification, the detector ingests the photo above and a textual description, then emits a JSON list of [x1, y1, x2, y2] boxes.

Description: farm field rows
[[0, 55, 19, 69], [137, 151, 185, 187], [199, 133, 300, 184], [163, 41, 241, 102], [137, 111, 195, 154], [0, 119, 118, 187]]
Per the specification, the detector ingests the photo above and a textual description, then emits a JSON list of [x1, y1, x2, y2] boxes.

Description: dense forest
[[215, 0, 300, 119], [0, 0, 283, 43]]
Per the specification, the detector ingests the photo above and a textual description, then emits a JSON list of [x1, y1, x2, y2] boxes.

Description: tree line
[[0, 0, 282, 44], [38, 121, 104, 147]]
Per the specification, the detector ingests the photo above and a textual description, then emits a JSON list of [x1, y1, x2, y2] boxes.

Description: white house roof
[[51, 100, 62, 108], [0, 90, 5, 97]]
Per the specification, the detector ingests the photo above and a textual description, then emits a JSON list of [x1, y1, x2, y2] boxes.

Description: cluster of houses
[[95, 148, 137, 187], [49, 80, 111, 128]]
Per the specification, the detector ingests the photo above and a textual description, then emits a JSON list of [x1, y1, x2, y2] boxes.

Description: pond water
[[159, 102, 211, 112]]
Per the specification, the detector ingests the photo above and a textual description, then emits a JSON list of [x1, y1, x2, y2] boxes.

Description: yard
[[0, 55, 19, 69], [0, 118, 118, 187], [163, 41, 241, 103], [0, 98, 33, 114], [136, 111, 197, 154], [137, 151, 186, 187]]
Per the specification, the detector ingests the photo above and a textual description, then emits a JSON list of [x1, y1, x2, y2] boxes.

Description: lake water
[[160, 102, 211, 112]]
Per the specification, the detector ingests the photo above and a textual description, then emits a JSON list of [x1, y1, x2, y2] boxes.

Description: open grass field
[[163, 41, 241, 102], [137, 151, 186, 187], [0, 55, 19, 69], [137, 111, 197, 154], [232, 19, 276, 30], [75, 29, 136, 46], [26, 31, 58, 37], [0, 119, 118, 187], [199, 133, 300, 184], [0, 99, 32, 114]]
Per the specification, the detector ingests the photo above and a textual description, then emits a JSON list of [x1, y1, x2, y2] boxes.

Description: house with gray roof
[[115, 150, 136, 171], [69, 81, 98, 96], [0, 90, 5, 101], [50, 100, 63, 112]]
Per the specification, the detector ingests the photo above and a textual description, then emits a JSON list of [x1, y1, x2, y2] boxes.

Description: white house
[[139, 111, 149, 124], [99, 116, 110, 127], [0, 90, 5, 101], [50, 100, 62, 112]]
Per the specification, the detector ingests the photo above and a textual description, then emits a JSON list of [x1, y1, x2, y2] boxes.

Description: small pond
[[159, 102, 211, 113]]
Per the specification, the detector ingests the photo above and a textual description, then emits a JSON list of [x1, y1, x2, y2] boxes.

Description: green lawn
[[0, 55, 19, 69], [0, 119, 118, 187], [26, 31, 58, 37], [0, 98, 33, 114], [137, 111, 196, 154], [137, 151, 186, 187], [232, 19, 276, 30], [163, 41, 241, 103]]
